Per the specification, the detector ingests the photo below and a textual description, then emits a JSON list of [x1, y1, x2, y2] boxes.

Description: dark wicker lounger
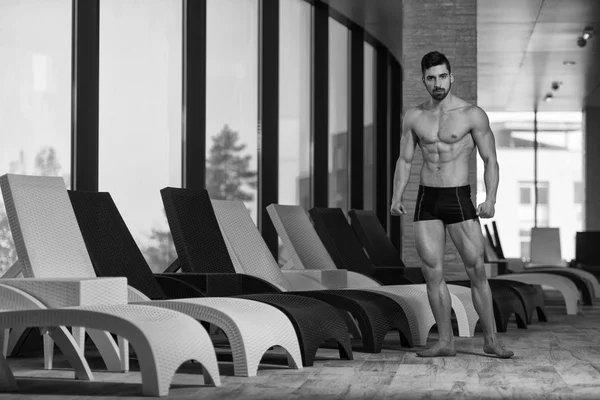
[[349, 209, 548, 325], [160, 187, 415, 353], [67, 190, 353, 367]]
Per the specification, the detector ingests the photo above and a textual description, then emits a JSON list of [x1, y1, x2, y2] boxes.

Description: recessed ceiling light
[[563, 61, 576, 66]]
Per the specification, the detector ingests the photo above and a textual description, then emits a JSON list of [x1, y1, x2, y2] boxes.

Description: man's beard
[[431, 85, 450, 101]]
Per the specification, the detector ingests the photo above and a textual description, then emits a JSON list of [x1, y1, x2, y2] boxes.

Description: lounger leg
[[43, 332, 53, 370], [515, 313, 527, 329], [1, 329, 8, 356], [285, 350, 301, 369], [5, 327, 27, 357], [47, 326, 94, 381], [72, 327, 86, 354], [137, 350, 215, 396], [338, 339, 353, 360], [118, 336, 129, 372], [0, 353, 18, 392], [536, 307, 548, 322], [86, 329, 122, 372], [339, 312, 362, 340]]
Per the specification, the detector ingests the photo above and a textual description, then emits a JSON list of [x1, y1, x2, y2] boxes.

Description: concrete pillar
[[401, 0, 478, 280]]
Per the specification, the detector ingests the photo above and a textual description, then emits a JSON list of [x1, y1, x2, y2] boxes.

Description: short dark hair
[[421, 51, 451, 75]]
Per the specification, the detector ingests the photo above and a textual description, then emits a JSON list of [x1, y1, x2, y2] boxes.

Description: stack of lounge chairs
[[0, 173, 597, 397]]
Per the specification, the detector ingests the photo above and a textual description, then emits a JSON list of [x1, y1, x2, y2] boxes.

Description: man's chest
[[413, 112, 472, 144]]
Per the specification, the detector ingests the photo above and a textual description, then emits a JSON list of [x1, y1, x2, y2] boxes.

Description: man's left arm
[[471, 106, 499, 218]]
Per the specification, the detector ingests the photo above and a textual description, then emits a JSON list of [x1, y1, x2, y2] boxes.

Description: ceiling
[[322, 0, 600, 112]]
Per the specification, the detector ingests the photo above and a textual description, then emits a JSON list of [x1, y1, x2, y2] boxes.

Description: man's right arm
[[390, 109, 418, 214]]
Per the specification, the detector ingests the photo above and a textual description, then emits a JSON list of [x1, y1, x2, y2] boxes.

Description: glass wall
[[0, 0, 72, 275], [278, 0, 311, 264], [478, 112, 583, 260], [363, 42, 377, 210], [328, 18, 349, 213], [206, 0, 259, 221], [99, 0, 182, 272], [279, 0, 311, 211], [0, 1, 393, 274]]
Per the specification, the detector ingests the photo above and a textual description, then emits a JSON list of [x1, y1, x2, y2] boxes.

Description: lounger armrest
[[155, 273, 282, 296], [525, 261, 569, 268], [282, 270, 362, 289], [152, 275, 209, 299], [379, 262, 428, 284], [486, 258, 526, 273], [0, 278, 128, 308], [281, 271, 331, 290], [372, 266, 421, 285], [127, 286, 151, 302], [282, 269, 382, 289]]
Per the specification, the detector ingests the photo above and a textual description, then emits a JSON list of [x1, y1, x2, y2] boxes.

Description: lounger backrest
[[0, 174, 96, 279], [348, 209, 405, 267], [530, 227, 563, 265], [68, 190, 167, 300], [266, 204, 337, 271], [211, 199, 291, 291], [160, 187, 239, 274], [491, 221, 506, 259], [483, 235, 500, 262], [309, 207, 380, 275]]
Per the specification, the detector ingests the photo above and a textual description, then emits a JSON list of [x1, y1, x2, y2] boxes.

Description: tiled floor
[[4, 292, 600, 399]]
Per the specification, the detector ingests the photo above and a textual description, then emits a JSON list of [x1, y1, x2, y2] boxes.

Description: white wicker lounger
[[265, 203, 480, 343], [0, 283, 220, 397], [522, 267, 599, 299], [129, 294, 302, 377], [211, 200, 478, 347], [487, 227, 600, 299], [0, 173, 303, 379], [493, 273, 581, 315], [528, 227, 600, 298], [484, 250, 600, 300]]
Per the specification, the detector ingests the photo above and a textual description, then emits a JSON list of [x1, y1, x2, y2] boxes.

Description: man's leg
[[414, 220, 456, 357], [447, 219, 513, 358]]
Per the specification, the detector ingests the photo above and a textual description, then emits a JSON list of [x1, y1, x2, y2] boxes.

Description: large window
[[363, 42, 377, 210], [0, 0, 72, 275], [278, 0, 311, 264], [99, 0, 182, 272], [328, 18, 349, 213], [478, 112, 583, 260], [206, 0, 259, 221], [279, 0, 311, 210]]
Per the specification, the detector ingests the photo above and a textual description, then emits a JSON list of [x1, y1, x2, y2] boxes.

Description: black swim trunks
[[414, 184, 478, 225]]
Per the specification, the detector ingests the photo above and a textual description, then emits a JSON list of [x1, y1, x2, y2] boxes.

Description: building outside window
[[477, 112, 582, 260]]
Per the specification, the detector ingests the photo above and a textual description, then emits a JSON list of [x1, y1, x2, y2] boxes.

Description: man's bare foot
[[483, 343, 514, 359], [416, 341, 457, 357]]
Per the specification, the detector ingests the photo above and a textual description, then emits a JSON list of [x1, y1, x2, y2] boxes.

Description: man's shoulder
[[449, 96, 477, 113], [449, 97, 487, 120], [406, 104, 425, 114], [404, 104, 426, 119], [464, 104, 489, 123]]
